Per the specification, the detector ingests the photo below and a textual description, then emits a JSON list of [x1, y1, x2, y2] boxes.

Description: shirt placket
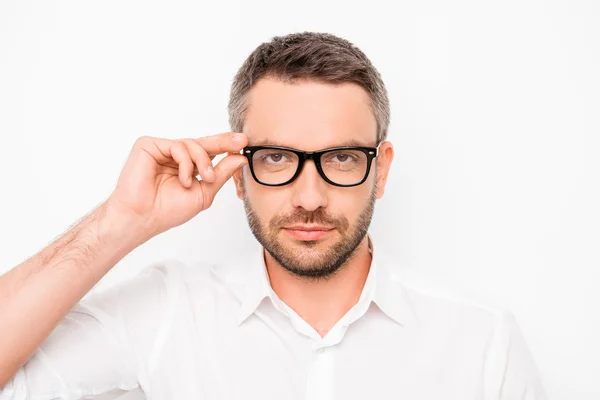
[[306, 342, 336, 400]]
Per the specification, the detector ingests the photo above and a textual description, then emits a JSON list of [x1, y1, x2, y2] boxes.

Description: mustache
[[270, 208, 349, 231]]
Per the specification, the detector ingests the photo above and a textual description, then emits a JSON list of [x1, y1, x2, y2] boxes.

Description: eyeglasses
[[242, 144, 379, 187]]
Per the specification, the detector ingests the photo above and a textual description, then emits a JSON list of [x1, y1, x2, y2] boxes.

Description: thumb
[[200, 154, 248, 205]]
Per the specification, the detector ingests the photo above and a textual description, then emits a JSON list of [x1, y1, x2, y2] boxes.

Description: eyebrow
[[248, 138, 375, 148]]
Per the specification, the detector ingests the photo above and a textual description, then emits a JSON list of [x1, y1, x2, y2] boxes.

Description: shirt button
[[316, 347, 325, 354]]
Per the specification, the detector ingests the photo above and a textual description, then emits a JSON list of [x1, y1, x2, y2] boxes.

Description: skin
[[232, 76, 395, 337]]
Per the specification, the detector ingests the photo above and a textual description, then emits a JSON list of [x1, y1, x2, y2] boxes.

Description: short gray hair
[[228, 32, 390, 144]]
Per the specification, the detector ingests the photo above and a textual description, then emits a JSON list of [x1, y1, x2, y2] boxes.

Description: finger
[[136, 137, 185, 166], [181, 139, 216, 183], [199, 154, 248, 208], [157, 163, 202, 177], [168, 141, 194, 187], [194, 132, 248, 157], [137, 133, 246, 164]]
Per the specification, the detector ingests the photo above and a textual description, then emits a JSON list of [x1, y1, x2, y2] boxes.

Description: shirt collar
[[231, 234, 416, 327]]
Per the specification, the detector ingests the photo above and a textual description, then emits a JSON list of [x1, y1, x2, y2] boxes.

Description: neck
[[264, 236, 372, 338]]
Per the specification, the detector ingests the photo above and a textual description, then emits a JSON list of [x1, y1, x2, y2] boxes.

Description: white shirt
[[1, 236, 547, 400]]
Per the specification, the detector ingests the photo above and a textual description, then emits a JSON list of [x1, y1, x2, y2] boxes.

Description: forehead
[[242, 77, 377, 151]]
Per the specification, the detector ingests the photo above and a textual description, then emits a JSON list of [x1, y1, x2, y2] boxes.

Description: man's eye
[[327, 153, 357, 163], [264, 153, 288, 163], [334, 154, 352, 162]]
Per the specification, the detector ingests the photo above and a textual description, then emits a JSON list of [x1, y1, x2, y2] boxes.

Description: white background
[[1, 0, 598, 399]]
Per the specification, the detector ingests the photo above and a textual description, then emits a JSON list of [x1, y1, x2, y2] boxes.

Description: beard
[[241, 171, 378, 281]]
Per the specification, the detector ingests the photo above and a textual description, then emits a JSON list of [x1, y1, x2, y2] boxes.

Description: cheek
[[246, 185, 289, 220], [332, 186, 373, 217]]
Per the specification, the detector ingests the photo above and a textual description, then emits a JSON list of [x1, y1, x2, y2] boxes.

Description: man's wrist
[[96, 198, 152, 255]]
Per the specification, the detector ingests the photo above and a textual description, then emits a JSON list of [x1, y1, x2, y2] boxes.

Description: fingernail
[[233, 133, 246, 141], [205, 166, 215, 176]]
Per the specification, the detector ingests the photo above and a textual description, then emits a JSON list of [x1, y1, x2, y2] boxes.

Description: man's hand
[[106, 132, 249, 239]]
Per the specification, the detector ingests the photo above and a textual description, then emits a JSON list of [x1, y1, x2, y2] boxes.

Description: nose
[[289, 160, 329, 212]]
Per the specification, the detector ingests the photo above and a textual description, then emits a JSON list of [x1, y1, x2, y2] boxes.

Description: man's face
[[233, 77, 393, 280]]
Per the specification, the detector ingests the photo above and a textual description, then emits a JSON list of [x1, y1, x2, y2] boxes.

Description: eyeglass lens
[[252, 148, 369, 185]]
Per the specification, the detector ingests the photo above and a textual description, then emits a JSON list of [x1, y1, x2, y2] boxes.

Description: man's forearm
[[0, 200, 149, 386]]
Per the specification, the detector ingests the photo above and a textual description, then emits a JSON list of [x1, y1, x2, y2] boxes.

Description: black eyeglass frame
[[242, 145, 379, 187]]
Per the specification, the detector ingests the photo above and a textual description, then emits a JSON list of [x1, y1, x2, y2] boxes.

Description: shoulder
[[131, 256, 248, 303], [391, 265, 515, 336], [133, 257, 217, 285]]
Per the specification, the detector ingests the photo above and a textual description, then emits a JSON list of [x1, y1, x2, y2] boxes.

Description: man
[[0, 32, 547, 399]]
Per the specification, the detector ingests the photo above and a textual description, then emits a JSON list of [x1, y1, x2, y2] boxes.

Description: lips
[[284, 225, 334, 231], [282, 225, 334, 241]]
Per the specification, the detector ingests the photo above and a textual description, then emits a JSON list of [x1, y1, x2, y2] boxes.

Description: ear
[[375, 141, 394, 199], [232, 163, 245, 200]]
